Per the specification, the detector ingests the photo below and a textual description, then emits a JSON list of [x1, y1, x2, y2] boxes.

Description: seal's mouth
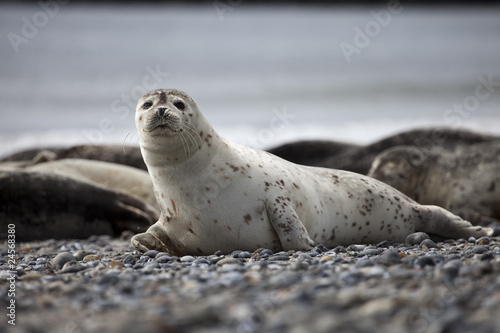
[[144, 108, 182, 133]]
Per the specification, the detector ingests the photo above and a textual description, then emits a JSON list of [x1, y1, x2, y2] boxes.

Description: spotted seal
[[268, 128, 500, 174], [0, 169, 158, 241], [131, 89, 493, 255], [368, 143, 500, 224]]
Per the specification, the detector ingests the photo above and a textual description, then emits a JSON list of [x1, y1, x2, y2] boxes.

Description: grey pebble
[[312, 244, 329, 253], [376, 249, 401, 266], [420, 239, 440, 249], [347, 244, 366, 252], [355, 258, 376, 268], [154, 255, 171, 264], [238, 251, 252, 259], [405, 232, 430, 245], [219, 271, 244, 286], [480, 251, 494, 261], [415, 255, 436, 267], [193, 258, 211, 265], [216, 257, 241, 266], [269, 255, 290, 261], [60, 263, 88, 274], [51, 252, 77, 270], [376, 240, 390, 248], [333, 246, 347, 253], [155, 252, 171, 259], [123, 255, 137, 265], [259, 249, 274, 256], [441, 259, 462, 280], [475, 236, 491, 245], [473, 246, 489, 254], [360, 248, 380, 256], [143, 250, 159, 258], [180, 255, 196, 263], [73, 250, 91, 261]]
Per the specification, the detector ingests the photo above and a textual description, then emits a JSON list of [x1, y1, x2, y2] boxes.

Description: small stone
[[468, 236, 477, 243], [83, 255, 101, 262], [145, 261, 160, 269], [476, 236, 491, 245], [480, 251, 494, 261], [406, 232, 430, 245], [259, 249, 274, 256], [180, 255, 196, 263], [133, 263, 144, 270], [155, 252, 171, 259], [238, 251, 252, 259], [123, 255, 137, 265], [109, 260, 124, 269], [289, 261, 309, 271], [60, 262, 88, 274], [320, 256, 334, 262], [141, 264, 156, 274], [473, 246, 489, 254], [440, 259, 461, 280], [358, 298, 396, 317], [346, 244, 366, 252], [376, 240, 390, 248], [360, 248, 380, 256], [376, 249, 401, 266], [20, 273, 43, 281], [73, 250, 90, 261], [355, 259, 376, 268], [420, 239, 439, 250], [155, 255, 172, 264], [340, 271, 364, 285], [312, 244, 329, 253], [51, 252, 77, 270], [216, 257, 240, 266], [219, 271, 244, 286], [297, 253, 314, 263], [333, 246, 347, 253], [415, 255, 436, 267], [143, 250, 159, 258], [269, 255, 290, 261]]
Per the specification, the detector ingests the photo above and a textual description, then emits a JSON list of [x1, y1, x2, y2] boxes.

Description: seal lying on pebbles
[[0, 144, 146, 170], [27, 159, 157, 208], [0, 170, 158, 241], [131, 89, 492, 255], [267, 140, 360, 168], [268, 128, 500, 174], [368, 143, 500, 224]]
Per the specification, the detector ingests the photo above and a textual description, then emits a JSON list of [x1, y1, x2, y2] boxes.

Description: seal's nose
[[157, 107, 167, 117]]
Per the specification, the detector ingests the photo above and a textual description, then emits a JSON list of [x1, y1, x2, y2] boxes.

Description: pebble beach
[[2, 232, 500, 333]]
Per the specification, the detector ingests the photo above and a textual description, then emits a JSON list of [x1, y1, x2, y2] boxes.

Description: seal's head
[[368, 145, 429, 197], [136, 89, 206, 161]]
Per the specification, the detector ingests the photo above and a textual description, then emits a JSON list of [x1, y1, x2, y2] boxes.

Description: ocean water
[[1, 4, 499, 158]]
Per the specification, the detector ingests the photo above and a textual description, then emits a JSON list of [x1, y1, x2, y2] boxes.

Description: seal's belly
[[280, 167, 418, 246]]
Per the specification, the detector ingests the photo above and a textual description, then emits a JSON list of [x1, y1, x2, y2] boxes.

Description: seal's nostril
[[157, 108, 167, 116]]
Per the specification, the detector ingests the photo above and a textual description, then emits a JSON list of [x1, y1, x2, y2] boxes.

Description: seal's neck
[[140, 125, 223, 171]]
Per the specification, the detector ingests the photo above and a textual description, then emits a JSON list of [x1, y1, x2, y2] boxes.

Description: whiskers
[[122, 127, 140, 153], [179, 122, 203, 157]]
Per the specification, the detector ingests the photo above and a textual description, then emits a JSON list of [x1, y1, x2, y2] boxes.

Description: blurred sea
[[1, 3, 499, 158]]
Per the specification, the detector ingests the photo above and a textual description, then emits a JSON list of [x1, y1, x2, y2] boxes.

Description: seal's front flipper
[[266, 196, 315, 251], [131, 221, 182, 255]]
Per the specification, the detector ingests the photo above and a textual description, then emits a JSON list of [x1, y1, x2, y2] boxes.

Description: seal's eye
[[174, 101, 185, 111], [142, 101, 153, 109]]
